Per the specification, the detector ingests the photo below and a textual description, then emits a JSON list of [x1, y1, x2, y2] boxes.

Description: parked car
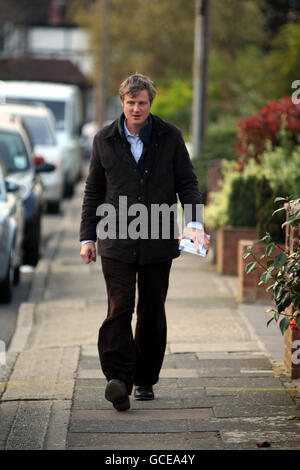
[[2, 81, 83, 197], [80, 121, 98, 160], [0, 113, 54, 266], [0, 103, 65, 213], [0, 161, 24, 302]]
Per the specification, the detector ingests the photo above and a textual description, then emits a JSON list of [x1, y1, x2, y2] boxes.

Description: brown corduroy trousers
[[98, 256, 172, 395]]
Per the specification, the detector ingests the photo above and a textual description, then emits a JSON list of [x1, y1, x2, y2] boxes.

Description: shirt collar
[[119, 113, 152, 139], [124, 119, 138, 139]]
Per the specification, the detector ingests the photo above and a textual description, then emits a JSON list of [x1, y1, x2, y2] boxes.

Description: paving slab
[[69, 417, 190, 434], [67, 432, 222, 450], [3, 346, 79, 400], [71, 408, 214, 422], [43, 400, 72, 450], [0, 401, 19, 450], [5, 401, 52, 450], [169, 342, 260, 354]]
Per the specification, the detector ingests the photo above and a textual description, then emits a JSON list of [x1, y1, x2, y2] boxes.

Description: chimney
[[48, 0, 66, 26]]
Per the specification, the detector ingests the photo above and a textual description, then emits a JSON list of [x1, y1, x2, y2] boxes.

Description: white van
[[2, 81, 83, 196]]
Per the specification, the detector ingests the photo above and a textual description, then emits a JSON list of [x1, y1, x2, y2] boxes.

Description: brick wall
[[217, 226, 258, 275], [238, 240, 285, 302], [284, 202, 300, 379], [284, 307, 300, 380]]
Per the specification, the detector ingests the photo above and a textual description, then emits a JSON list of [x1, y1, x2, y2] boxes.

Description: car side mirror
[[33, 154, 56, 173], [35, 162, 56, 173]]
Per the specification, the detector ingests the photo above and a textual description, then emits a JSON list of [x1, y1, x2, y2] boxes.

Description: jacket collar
[[118, 112, 152, 143], [103, 113, 170, 140]]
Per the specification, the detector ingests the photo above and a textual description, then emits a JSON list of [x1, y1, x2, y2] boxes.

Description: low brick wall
[[284, 308, 300, 380], [284, 202, 300, 379], [217, 226, 258, 275], [238, 239, 285, 302]]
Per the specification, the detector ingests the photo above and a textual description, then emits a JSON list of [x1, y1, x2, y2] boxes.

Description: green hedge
[[193, 122, 237, 201]]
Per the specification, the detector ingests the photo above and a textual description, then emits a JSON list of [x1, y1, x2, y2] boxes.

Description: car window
[[6, 98, 66, 130], [0, 131, 30, 173], [22, 115, 56, 146]]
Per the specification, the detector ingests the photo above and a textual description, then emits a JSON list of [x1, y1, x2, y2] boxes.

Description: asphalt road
[[0, 195, 76, 350]]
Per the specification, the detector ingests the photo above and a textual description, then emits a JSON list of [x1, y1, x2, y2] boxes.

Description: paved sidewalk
[[0, 183, 300, 451]]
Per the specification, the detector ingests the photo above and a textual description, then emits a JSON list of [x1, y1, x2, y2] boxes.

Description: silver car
[[3, 81, 84, 198], [0, 103, 65, 213], [0, 163, 24, 302]]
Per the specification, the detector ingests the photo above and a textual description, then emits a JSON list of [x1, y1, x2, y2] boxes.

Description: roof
[[0, 113, 26, 132], [0, 103, 54, 117], [1, 80, 81, 100], [0, 113, 33, 150], [0, 58, 89, 88], [0, 0, 94, 26]]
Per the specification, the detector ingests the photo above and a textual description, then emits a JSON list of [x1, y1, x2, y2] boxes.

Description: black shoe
[[105, 379, 130, 411], [134, 385, 154, 400]]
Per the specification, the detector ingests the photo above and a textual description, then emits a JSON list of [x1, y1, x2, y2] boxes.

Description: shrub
[[227, 175, 257, 227], [255, 176, 287, 243], [193, 122, 237, 200], [151, 78, 193, 137], [205, 160, 253, 229], [205, 141, 300, 231], [244, 196, 300, 334], [235, 96, 300, 163]]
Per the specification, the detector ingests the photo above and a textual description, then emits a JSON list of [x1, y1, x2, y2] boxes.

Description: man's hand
[[80, 242, 96, 264], [178, 227, 210, 254]]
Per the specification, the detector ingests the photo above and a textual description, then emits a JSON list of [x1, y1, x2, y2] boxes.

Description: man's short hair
[[119, 74, 157, 104]]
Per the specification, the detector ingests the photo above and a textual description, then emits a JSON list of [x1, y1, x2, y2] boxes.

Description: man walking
[[80, 74, 210, 411]]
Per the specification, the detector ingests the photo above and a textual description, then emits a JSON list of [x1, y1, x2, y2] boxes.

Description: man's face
[[121, 89, 151, 130]]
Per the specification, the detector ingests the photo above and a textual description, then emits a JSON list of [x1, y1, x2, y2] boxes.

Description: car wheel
[[64, 181, 74, 198], [23, 215, 41, 267], [13, 264, 20, 285], [0, 249, 14, 303], [47, 200, 61, 214]]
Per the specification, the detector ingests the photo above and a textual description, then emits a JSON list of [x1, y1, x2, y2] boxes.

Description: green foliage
[[264, 19, 300, 98], [210, 0, 265, 57], [255, 177, 287, 243], [150, 78, 193, 136], [260, 0, 300, 41], [69, 0, 195, 92], [205, 160, 243, 228], [205, 138, 300, 231], [227, 175, 257, 227], [244, 196, 300, 334], [205, 167, 257, 229], [70, 0, 273, 123], [245, 138, 300, 197], [69, 0, 300, 140], [208, 46, 269, 122], [193, 121, 237, 198]]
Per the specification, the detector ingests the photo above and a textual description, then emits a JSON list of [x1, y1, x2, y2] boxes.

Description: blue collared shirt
[[123, 119, 144, 163]]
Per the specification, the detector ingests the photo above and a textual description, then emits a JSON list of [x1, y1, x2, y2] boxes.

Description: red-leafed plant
[[235, 96, 300, 163]]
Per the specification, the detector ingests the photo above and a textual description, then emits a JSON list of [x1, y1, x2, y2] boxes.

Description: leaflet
[[179, 235, 210, 257]]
